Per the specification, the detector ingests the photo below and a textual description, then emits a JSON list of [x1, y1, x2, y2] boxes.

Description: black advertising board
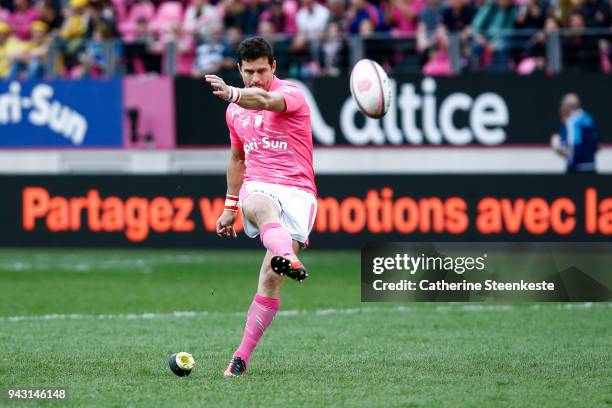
[[175, 75, 240, 147], [175, 74, 612, 147], [1, 175, 610, 248]]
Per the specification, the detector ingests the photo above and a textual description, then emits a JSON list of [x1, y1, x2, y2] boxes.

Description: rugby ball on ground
[[349, 59, 391, 119]]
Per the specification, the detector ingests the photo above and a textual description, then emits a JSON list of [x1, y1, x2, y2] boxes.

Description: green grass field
[[0, 249, 610, 407]]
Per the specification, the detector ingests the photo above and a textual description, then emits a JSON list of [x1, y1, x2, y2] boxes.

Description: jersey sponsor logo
[[243, 136, 288, 155], [229, 105, 244, 118]]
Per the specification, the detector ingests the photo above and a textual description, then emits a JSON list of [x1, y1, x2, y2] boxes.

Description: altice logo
[[0, 81, 88, 145], [291, 77, 510, 146]]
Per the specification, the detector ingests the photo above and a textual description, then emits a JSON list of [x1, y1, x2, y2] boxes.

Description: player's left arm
[[551, 133, 568, 158], [551, 122, 569, 157], [234, 87, 286, 112], [205, 74, 287, 112]]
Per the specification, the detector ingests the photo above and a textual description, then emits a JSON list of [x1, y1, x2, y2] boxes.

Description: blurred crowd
[[0, 0, 611, 79]]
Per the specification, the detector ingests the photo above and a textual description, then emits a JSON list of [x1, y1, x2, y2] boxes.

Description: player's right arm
[[226, 147, 245, 196], [216, 147, 245, 238]]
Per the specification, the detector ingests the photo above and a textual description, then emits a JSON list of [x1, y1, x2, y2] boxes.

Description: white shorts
[[239, 181, 317, 246]]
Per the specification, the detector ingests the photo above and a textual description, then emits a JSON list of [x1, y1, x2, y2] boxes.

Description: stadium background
[[1, 0, 611, 406]]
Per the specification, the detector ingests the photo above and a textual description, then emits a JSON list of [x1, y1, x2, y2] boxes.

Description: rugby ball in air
[[349, 59, 391, 119]]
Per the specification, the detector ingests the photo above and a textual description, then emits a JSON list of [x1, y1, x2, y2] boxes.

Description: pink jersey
[[226, 76, 317, 196]]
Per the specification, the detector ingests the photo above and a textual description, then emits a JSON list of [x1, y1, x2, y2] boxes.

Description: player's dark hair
[[237, 37, 275, 67]]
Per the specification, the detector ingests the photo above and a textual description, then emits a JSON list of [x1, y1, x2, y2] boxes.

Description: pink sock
[[234, 294, 280, 366], [260, 223, 296, 257]]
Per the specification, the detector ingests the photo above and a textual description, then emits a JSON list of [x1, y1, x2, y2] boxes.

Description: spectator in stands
[[513, 0, 550, 70], [442, 0, 474, 34], [123, 16, 160, 73], [257, 18, 274, 36], [419, 0, 442, 33], [359, 15, 381, 61], [327, 0, 347, 28], [295, 0, 330, 37], [219, 24, 241, 70], [59, 0, 89, 40], [422, 24, 454, 75], [222, 0, 246, 32], [515, 0, 548, 31], [35, 0, 63, 33], [8, 0, 38, 40], [416, 0, 442, 57], [0, 21, 23, 78], [256, 15, 291, 71], [183, 0, 222, 43], [440, 0, 474, 66], [291, 0, 330, 76], [7, 19, 49, 78], [74, 19, 119, 77], [579, 0, 612, 28], [320, 20, 346, 76], [241, 0, 264, 35], [0, 6, 9, 23], [294, 0, 330, 44], [86, 0, 117, 39], [151, 20, 194, 75], [358, 8, 396, 70], [554, 0, 576, 25], [359, 14, 374, 36], [563, 10, 601, 71], [134, 16, 152, 42], [551, 93, 599, 173], [388, 0, 424, 36], [346, 0, 385, 34], [517, 15, 558, 74], [59, 0, 90, 74], [470, 0, 517, 70], [259, 0, 293, 35], [192, 24, 224, 75], [96, 0, 117, 28]]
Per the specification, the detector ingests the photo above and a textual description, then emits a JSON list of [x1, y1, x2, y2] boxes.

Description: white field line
[[0, 256, 224, 273], [0, 303, 609, 323]]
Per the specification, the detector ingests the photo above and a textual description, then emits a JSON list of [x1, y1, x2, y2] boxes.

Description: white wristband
[[224, 198, 239, 207], [226, 86, 242, 103]]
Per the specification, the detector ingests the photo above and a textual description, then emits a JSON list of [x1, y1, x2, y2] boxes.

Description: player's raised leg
[[242, 193, 308, 281], [257, 241, 300, 298]]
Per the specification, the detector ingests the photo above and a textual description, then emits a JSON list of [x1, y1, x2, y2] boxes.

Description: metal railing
[[8, 27, 612, 80]]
